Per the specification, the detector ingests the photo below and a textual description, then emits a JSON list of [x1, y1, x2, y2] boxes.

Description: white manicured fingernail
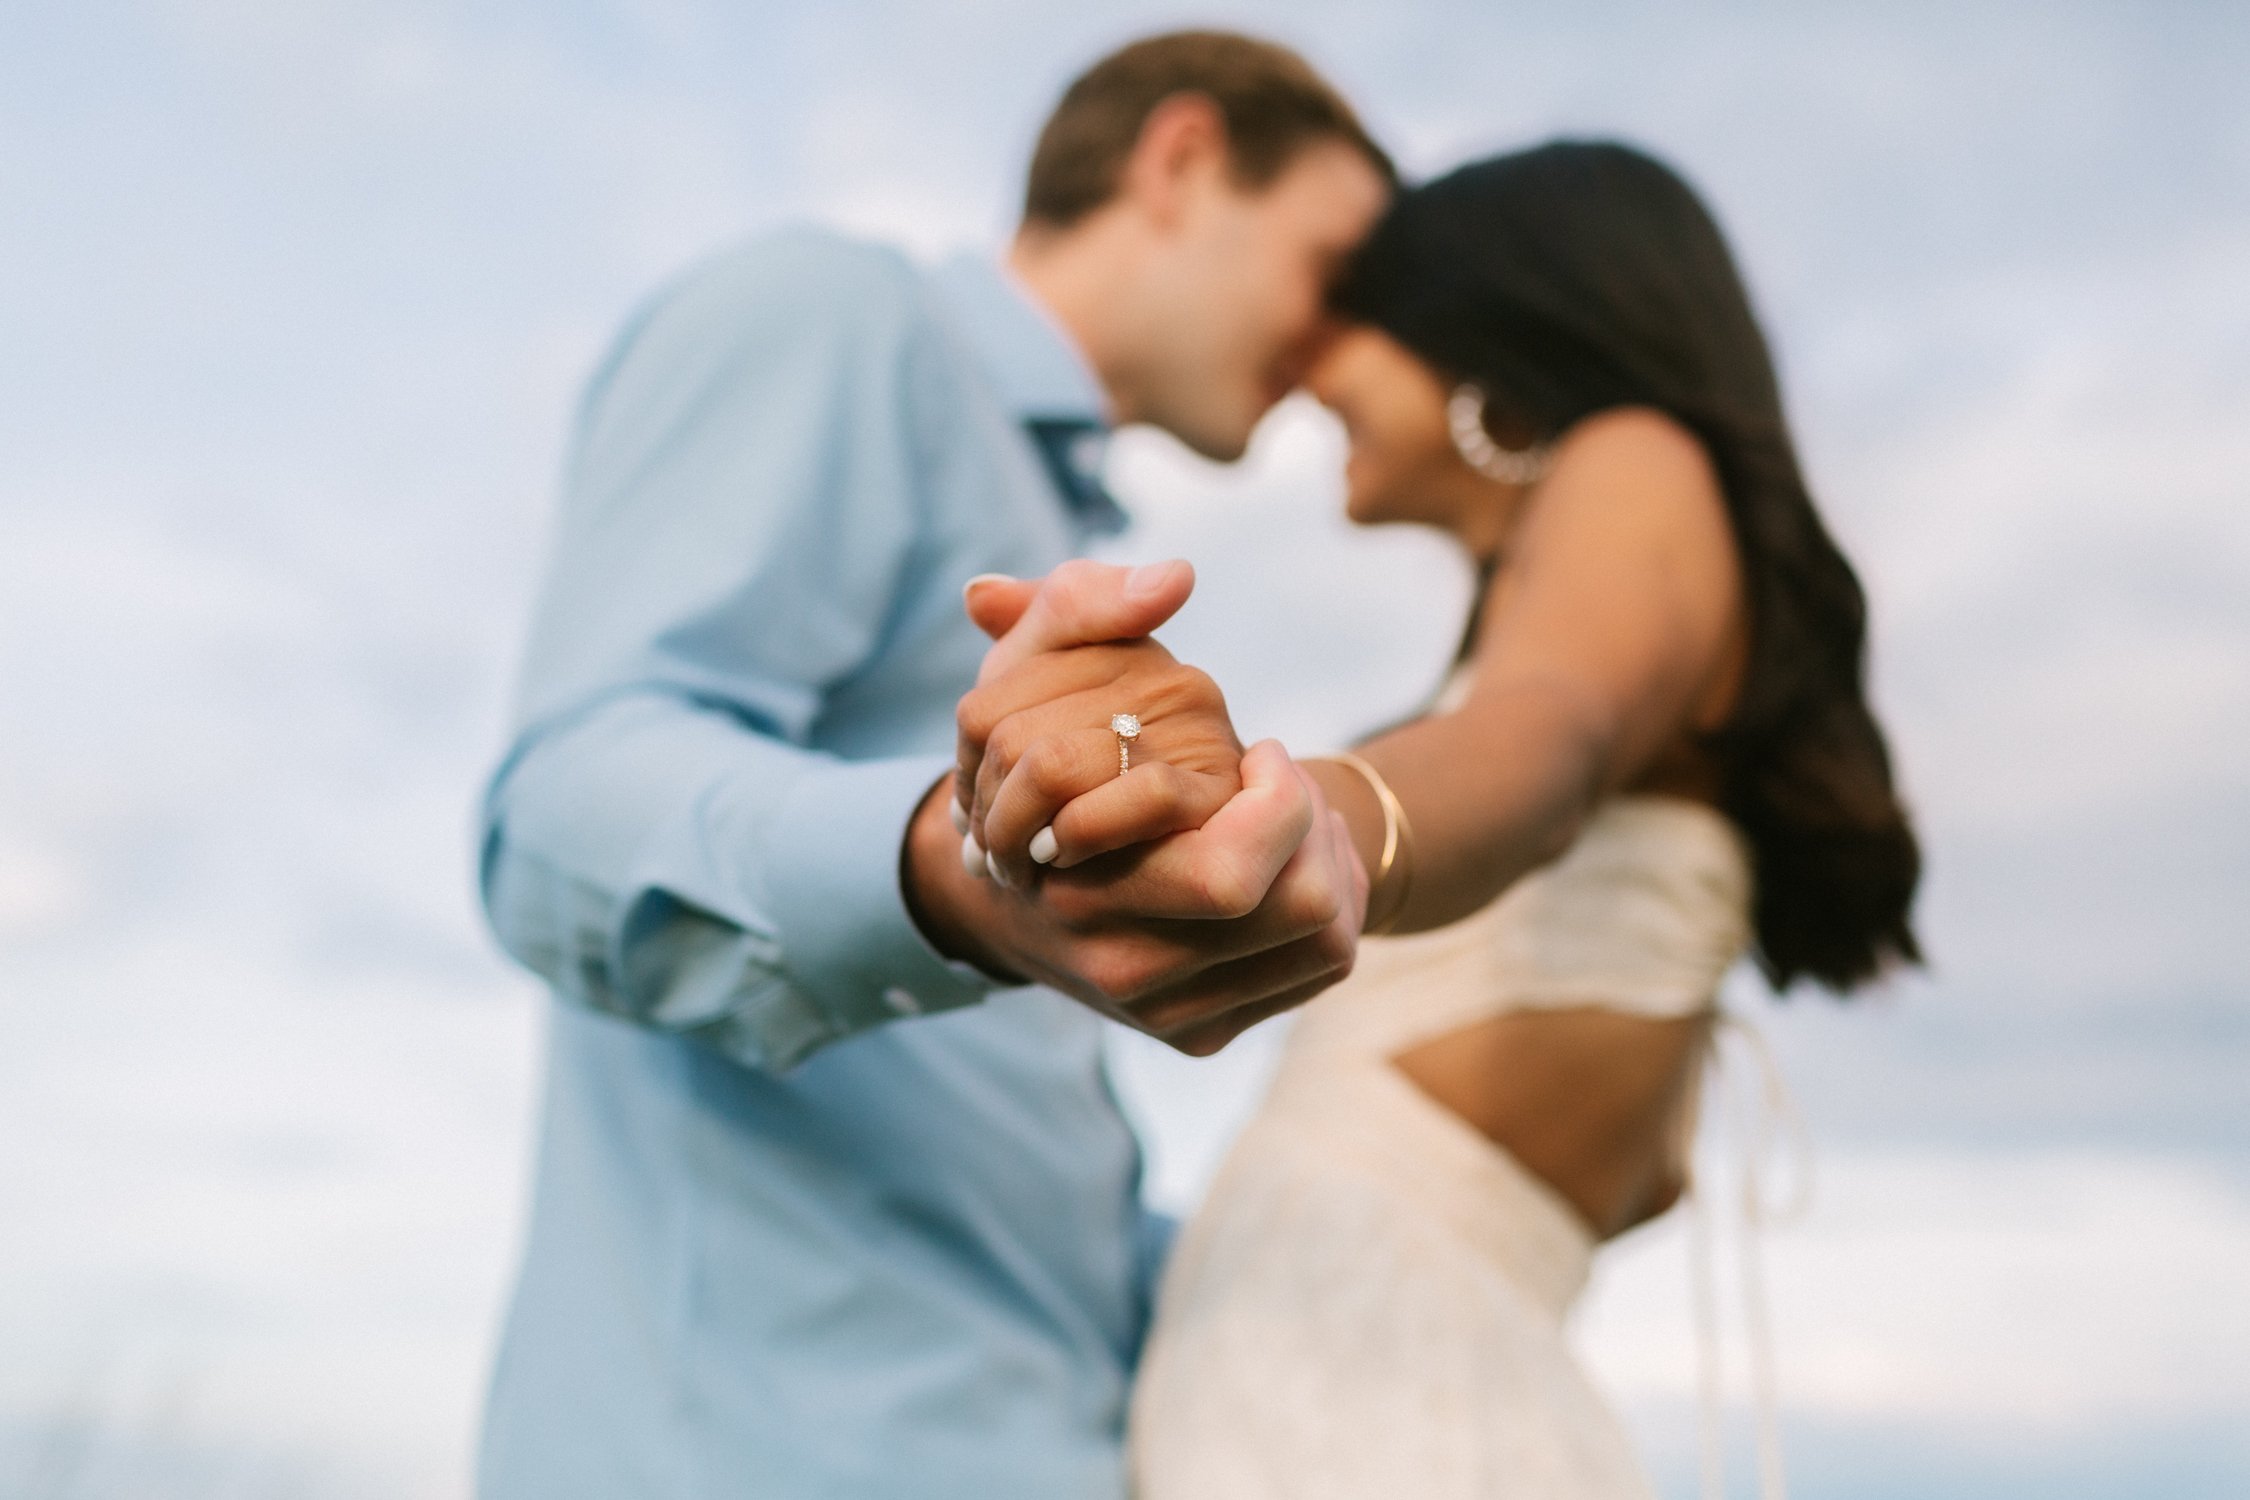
[[961, 831, 987, 877], [949, 798, 970, 834], [962, 572, 1014, 601], [985, 848, 1010, 888], [1028, 826, 1059, 865]]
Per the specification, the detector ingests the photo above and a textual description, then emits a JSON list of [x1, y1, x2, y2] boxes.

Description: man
[[475, 31, 1392, 1499]]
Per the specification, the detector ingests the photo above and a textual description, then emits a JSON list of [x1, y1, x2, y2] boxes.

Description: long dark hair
[[1335, 140, 1921, 993]]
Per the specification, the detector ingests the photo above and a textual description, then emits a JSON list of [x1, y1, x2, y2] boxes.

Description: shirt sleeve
[[477, 233, 999, 1072]]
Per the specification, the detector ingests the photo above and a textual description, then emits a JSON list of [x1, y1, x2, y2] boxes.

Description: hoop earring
[[1447, 385, 1553, 487]]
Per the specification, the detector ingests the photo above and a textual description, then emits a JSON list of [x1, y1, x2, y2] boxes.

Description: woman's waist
[[1229, 1059, 1598, 1317]]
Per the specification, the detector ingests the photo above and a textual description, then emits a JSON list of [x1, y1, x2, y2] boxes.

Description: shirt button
[[881, 986, 922, 1016]]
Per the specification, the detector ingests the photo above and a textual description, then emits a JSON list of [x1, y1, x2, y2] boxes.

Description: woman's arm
[[955, 408, 1743, 931], [1309, 407, 1745, 931]]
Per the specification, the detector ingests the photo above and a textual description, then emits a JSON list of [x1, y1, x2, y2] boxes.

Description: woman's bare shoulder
[[1554, 406, 1720, 504], [1506, 406, 1734, 581], [1465, 403, 1745, 754]]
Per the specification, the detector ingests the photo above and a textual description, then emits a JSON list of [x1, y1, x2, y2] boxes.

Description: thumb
[[976, 558, 1195, 684], [962, 574, 1041, 641]]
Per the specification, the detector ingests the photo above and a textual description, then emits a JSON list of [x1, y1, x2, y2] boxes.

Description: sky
[[2, 2, 2246, 1496]]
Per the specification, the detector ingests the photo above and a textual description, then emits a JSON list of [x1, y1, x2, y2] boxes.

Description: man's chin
[[1131, 377, 1279, 462], [1165, 417, 1258, 465]]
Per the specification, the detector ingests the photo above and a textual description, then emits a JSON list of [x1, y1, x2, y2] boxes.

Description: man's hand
[[961, 556, 1196, 684], [904, 741, 1366, 1055]]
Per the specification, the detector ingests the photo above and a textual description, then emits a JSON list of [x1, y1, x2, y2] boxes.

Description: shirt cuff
[[758, 752, 1000, 1047]]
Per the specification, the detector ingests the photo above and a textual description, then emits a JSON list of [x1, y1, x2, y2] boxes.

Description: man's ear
[[1117, 92, 1230, 231]]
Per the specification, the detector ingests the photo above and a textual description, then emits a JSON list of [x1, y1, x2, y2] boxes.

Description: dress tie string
[[1686, 1011, 1812, 1500]]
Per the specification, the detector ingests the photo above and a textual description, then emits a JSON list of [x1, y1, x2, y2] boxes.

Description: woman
[[961, 141, 1921, 1497]]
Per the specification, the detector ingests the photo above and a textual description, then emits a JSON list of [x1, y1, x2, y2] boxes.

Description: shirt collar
[[930, 252, 1110, 430], [931, 251, 1126, 534]]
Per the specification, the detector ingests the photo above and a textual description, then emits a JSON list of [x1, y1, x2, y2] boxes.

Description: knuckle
[[985, 717, 1030, 773], [1023, 737, 1081, 798], [955, 689, 997, 746], [1080, 944, 1160, 1004], [1315, 925, 1357, 978], [1192, 856, 1260, 920], [1075, 948, 1130, 1002], [1046, 558, 1103, 614], [1284, 870, 1343, 934]]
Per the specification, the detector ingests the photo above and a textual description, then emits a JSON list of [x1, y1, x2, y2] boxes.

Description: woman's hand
[[954, 635, 1245, 888], [953, 560, 1250, 890], [916, 560, 1365, 1057]]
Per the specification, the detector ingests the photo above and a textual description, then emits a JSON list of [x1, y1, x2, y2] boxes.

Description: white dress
[[1129, 796, 1754, 1500]]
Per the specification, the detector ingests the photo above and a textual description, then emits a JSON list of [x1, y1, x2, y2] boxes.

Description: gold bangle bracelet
[[1321, 751, 1416, 936]]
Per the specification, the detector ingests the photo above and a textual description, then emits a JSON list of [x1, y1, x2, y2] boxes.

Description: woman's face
[[1303, 324, 1477, 529]]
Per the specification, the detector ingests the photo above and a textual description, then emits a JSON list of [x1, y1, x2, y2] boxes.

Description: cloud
[[1578, 1148, 2250, 1429]]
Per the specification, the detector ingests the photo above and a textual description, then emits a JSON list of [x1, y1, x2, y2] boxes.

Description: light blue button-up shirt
[[475, 228, 1154, 1499]]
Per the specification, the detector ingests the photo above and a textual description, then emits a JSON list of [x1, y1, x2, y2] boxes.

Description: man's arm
[[482, 233, 1366, 1068], [480, 234, 999, 1072]]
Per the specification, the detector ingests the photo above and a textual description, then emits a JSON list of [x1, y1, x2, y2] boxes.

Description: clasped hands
[[906, 559, 1366, 1056]]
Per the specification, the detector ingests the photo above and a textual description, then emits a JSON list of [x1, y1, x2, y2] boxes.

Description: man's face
[[1133, 141, 1390, 461]]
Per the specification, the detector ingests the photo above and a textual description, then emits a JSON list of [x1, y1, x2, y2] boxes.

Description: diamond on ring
[[1111, 713, 1140, 778]]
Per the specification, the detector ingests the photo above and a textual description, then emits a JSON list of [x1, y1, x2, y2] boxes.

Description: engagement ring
[[1111, 713, 1141, 778]]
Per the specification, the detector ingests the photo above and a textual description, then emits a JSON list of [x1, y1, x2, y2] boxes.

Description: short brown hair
[[1023, 31, 1394, 228]]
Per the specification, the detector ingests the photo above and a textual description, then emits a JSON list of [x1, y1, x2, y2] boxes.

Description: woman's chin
[[1342, 480, 1401, 528]]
